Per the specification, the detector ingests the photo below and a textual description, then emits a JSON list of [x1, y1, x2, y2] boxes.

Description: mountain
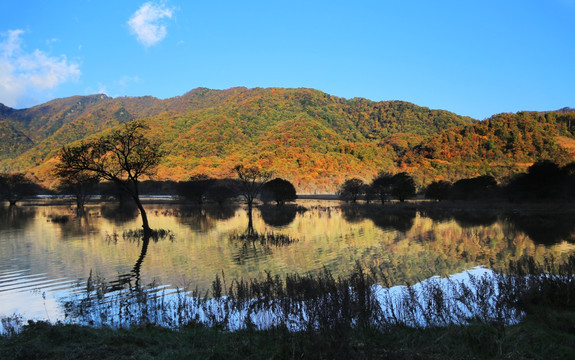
[[400, 110, 575, 183], [0, 87, 573, 192]]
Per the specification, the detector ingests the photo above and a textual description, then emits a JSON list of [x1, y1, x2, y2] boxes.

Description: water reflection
[[174, 205, 239, 232], [0, 206, 36, 230], [108, 235, 150, 291], [452, 211, 498, 228], [505, 213, 575, 245], [53, 213, 97, 238], [341, 204, 416, 232], [229, 235, 274, 265], [421, 209, 499, 228], [2, 201, 575, 322], [100, 203, 139, 225], [175, 207, 216, 232], [369, 210, 416, 233], [204, 204, 238, 221], [259, 204, 300, 227]]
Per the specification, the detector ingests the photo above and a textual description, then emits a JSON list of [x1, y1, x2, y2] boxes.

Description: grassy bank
[[2, 256, 575, 359], [1, 306, 574, 359]]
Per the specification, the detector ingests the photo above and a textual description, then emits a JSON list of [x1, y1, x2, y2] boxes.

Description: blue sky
[[1, 0, 574, 119]]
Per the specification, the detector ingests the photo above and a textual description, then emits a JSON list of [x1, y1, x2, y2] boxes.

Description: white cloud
[[128, 2, 175, 47], [117, 75, 141, 88], [97, 83, 108, 95], [0, 29, 80, 108]]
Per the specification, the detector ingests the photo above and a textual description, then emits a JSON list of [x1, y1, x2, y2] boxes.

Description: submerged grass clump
[[122, 228, 175, 242], [229, 231, 299, 246]]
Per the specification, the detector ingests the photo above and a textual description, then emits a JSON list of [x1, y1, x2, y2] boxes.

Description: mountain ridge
[[0, 87, 573, 192]]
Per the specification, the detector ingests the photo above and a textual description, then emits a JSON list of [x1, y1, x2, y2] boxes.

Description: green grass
[[1, 309, 574, 359]]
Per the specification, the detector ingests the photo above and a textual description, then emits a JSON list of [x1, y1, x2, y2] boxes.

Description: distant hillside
[[0, 87, 573, 192], [399, 111, 575, 182]]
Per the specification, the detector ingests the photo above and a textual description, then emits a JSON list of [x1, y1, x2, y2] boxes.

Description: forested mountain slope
[[0, 87, 573, 192]]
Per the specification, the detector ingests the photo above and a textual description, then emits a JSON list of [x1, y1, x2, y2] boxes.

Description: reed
[[55, 255, 575, 334], [2, 256, 575, 359]]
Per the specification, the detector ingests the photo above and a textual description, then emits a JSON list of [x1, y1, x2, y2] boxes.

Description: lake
[[1, 199, 574, 322]]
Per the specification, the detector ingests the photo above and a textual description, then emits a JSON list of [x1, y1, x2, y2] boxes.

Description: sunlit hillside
[[0, 87, 574, 192]]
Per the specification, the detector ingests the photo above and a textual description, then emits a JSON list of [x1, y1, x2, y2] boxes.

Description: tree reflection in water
[[53, 212, 97, 238], [100, 203, 139, 225], [106, 229, 174, 293], [259, 204, 303, 228], [341, 204, 417, 233], [108, 234, 150, 292], [175, 204, 239, 232], [0, 205, 36, 230], [229, 207, 300, 265], [505, 213, 575, 245], [452, 211, 498, 228], [175, 207, 215, 232]]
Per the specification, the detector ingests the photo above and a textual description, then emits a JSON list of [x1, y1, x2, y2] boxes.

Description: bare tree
[[55, 121, 162, 236], [234, 165, 272, 212]]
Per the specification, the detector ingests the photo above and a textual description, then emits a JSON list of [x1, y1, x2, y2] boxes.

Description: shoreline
[[9, 194, 575, 214]]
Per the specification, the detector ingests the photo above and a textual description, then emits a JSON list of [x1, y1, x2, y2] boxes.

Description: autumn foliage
[[0, 87, 573, 192]]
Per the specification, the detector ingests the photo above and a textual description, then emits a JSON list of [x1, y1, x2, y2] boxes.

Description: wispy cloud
[[117, 75, 141, 88], [128, 2, 175, 47], [0, 29, 80, 108]]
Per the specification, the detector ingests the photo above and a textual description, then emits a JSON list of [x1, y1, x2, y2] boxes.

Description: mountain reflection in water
[[0, 200, 574, 322]]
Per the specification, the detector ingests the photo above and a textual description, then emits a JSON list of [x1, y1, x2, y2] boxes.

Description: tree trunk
[[132, 235, 150, 288], [246, 207, 255, 236], [132, 195, 152, 237]]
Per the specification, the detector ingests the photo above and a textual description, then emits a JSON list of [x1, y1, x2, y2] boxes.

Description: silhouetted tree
[[206, 179, 238, 206], [425, 180, 451, 202], [505, 160, 569, 202], [261, 178, 297, 206], [370, 172, 394, 204], [0, 173, 39, 206], [451, 175, 498, 201], [56, 121, 162, 237], [235, 165, 272, 234], [338, 178, 365, 203], [177, 174, 216, 206], [391, 172, 416, 202], [99, 181, 130, 205], [525, 160, 565, 200], [363, 183, 375, 204], [234, 165, 272, 212], [56, 171, 99, 213]]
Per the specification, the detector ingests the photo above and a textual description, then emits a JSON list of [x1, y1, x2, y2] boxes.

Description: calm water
[[1, 199, 574, 321]]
